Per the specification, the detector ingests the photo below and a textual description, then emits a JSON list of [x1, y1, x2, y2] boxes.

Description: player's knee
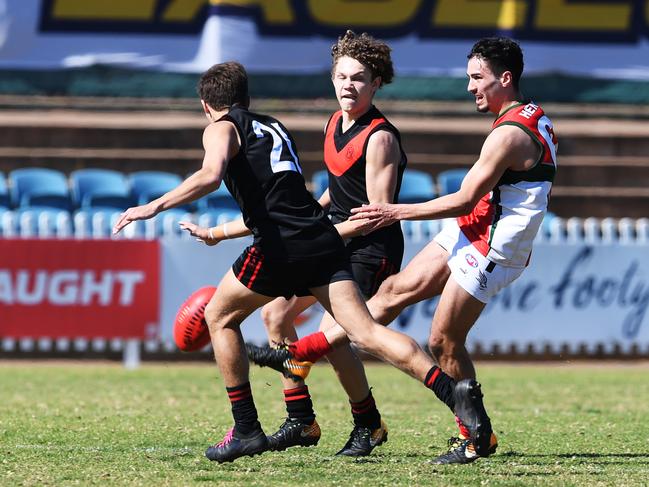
[[204, 300, 237, 332], [371, 276, 403, 317], [376, 273, 422, 312], [428, 332, 462, 362], [260, 302, 285, 333], [204, 300, 221, 331]]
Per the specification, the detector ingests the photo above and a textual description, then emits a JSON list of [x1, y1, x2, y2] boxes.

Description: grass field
[[1, 361, 648, 486]]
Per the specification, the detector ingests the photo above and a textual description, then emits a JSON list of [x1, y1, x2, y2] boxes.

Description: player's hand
[[112, 203, 158, 234], [179, 221, 220, 246], [349, 203, 398, 231]]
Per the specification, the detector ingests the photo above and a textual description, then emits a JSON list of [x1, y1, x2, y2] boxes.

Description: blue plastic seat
[[196, 184, 239, 212], [540, 211, 557, 238], [0, 172, 9, 210], [71, 168, 132, 210], [399, 169, 436, 204], [311, 170, 329, 198], [129, 171, 183, 205], [9, 167, 71, 210], [437, 168, 469, 196], [129, 170, 194, 212]]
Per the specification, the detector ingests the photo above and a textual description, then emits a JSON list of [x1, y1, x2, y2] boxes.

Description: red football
[[173, 286, 216, 352]]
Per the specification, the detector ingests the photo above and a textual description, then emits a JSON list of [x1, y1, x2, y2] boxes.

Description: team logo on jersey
[[345, 145, 355, 160], [465, 253, 479, 268]]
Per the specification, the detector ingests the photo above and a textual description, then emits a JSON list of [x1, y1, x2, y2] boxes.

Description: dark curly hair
[[331, 30, 394, 87], [197, 61, 249, 110], [468, 37, 524, 89]]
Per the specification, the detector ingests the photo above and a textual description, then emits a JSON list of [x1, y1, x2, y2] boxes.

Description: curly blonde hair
[[331, 30, 394, 87]]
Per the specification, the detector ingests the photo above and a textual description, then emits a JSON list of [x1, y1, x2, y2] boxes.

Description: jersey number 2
[[252, 120, 302, 174]]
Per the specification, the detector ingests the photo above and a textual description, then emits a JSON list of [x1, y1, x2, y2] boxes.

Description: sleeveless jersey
[[220, 106, 344, 262], [457, 102, 557, 268], [323, 106, 406, 262]]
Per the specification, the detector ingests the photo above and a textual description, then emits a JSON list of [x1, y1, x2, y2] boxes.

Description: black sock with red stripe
[[284, 385, 315, 424], [424, 366, 456, 412], [350, 390, 381, 430], [226, 382, 260, 435]]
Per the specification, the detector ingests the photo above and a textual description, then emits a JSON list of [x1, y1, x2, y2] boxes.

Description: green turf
[[1, 361, 648, 486]]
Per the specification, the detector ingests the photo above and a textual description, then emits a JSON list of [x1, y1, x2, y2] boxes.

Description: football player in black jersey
[[114, 61, 489, 465], [256, 31, 405, 457]]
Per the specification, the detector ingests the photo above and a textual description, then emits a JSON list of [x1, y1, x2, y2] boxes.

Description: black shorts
[[232, 245, 353, 299], [349, 252, 400, 299]]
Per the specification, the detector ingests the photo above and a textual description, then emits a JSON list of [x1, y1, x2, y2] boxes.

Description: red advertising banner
[[0, 239, 159, 339]]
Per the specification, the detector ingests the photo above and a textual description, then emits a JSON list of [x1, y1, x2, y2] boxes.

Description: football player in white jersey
[[349, 36, 557, 463]]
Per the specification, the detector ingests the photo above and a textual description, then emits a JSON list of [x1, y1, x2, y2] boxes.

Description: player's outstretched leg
[[245, 342, 312, 381]]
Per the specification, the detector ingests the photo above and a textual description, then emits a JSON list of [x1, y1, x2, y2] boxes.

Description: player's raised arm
[[351, 124, 537, 229], [112, 120, 240, 234]]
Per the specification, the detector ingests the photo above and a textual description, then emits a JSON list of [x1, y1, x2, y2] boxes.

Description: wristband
[[222, 223, 230, 238], [208, 228, 215, 240]]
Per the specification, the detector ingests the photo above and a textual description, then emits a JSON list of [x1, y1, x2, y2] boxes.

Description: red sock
[[289, 332, 332, 362]]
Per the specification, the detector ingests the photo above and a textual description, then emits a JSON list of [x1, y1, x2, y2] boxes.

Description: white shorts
[[433, 220, 525, 303]]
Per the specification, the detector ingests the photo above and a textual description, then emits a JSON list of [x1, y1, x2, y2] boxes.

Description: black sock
[[284, 385, 316, 424], [350, 390, 381, 430], [424, 366, 456, 412], [226, 382, 259, 435]]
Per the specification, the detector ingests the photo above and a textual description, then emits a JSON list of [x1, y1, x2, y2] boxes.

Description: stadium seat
[[311, 170, 329, 198], [541, 211, 557, 236], [8, 167, 71, 210], [70, 168, 132, 210], [128, 170, 183, 206], [0, 172, 10, 210], [196, 184, 239, 212], [437, 168, 469, 196], [399, 169, 436, 203]]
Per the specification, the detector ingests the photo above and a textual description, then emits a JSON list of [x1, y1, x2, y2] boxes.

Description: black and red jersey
[[457, 101, 557, 267], [219, 106, 344, 262], [323, 106, 406, 262]]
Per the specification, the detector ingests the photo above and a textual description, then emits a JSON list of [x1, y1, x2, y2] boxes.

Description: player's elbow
[[458, 200, 475, 216], [453, 193, 478, 216], [196, 168, 222, 192]]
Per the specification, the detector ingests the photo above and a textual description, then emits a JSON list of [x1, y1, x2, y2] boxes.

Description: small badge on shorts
[[465, 253, 479, 268]]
